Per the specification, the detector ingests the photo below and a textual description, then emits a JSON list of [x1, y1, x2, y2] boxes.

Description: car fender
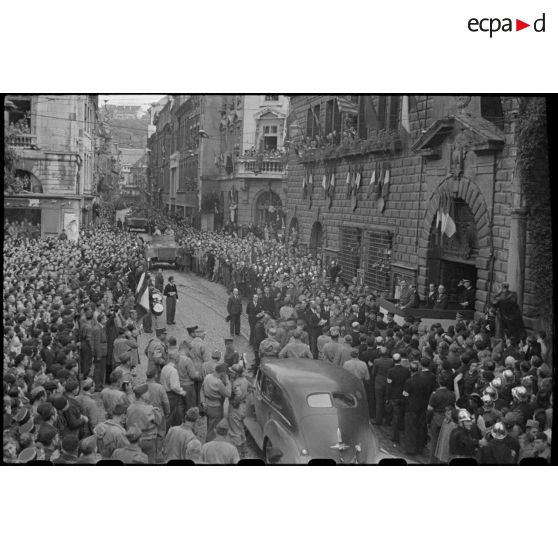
[[263, 419, 306, 463]]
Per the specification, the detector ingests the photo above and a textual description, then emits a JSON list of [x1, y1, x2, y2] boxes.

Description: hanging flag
[[352, 169, 362, 212], [322, 173, 327, 192], [328, 172, 336, 209], [368, 167, 376, 199], [373, 161, 383, 201], [440, 184, 457, 238], [401, 96, 410, 133], [135, 272, 150, 322], [379, 165, 390, 213], [302, 176, 307, 199], [336, 97, 359, 115]]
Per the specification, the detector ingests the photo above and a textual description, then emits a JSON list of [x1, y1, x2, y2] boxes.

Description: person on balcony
[[433, 285, 449, 310], [457, 279, 475, 310], [400, 285, 420, 310], [426, 283, 437, 308]]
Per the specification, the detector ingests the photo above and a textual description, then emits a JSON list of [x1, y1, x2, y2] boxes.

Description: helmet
[[490, 377, 503, 390], [484, 386, 499, 401], [458, 409, 473, 424], [512, 386, 528, 402], [491, 422, 507, 440]]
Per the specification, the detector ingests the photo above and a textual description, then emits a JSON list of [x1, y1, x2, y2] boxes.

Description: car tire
[[263, 438, 273, 464]]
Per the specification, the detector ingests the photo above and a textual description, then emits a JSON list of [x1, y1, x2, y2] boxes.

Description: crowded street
[[3, 94, 553, 465]]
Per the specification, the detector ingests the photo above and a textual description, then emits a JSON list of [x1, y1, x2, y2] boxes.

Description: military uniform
[[112, 444, 149, 464], [278, 339, 313, 359], [93, 419, 129, 458], [201, 436, 240, 464], [259, 337, 281, 358], [126, 400, 158, 463], [146, 337, 168, 379]]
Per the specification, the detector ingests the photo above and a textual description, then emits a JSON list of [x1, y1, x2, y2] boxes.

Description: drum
[[151, 291, 164, 316]]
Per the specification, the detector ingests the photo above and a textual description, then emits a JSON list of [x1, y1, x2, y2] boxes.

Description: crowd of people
[[3, 204, 553, 464]]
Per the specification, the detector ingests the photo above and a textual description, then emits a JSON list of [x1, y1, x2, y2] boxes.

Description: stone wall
[[284, 95, 548, 326]]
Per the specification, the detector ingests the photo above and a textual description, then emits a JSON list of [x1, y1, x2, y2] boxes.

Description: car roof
[[261, 358, 362, 399], [149, 235, 176, 245]]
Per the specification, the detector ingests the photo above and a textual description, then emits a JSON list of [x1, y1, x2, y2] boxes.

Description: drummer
[[151, 289, 166, 331]]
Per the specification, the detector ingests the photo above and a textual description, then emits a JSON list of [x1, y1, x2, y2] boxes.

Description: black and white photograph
[[3, 94, 553, 466]]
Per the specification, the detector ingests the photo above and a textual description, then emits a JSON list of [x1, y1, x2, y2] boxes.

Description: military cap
[[18, 447, 38, 463], [211, 350, 222, 360], [185, 407, 200, 422], [53, 396, 68, 411], [133, 383, 149, 397]]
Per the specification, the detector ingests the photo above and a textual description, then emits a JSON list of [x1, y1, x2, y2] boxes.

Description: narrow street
[[134, 267, 424, 463]]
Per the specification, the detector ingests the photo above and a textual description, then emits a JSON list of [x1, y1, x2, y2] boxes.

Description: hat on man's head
[[185, 407, 200, 422], [113, 403, 128, 416], [215, 418, 229, 435], [155, 327, 167, 336], [53, 396, 68, 411], [37, 427, 57, 447], [125, 426, 143, 443], [187, 326, 198, 335], [491, 422, 507, 440], [211, 350, 222, 360], [44, 380, 58, 391], [215, 363, 228, 375], [65, 377, 79, 393], [37, 402, 55, 421], [19, 419, 35, 436], [18, 447, 37, 463], [526, 419, 540, 430], [81, 378, 94, 391], [133, 383, 149, 397], [61, 435, 80, 454], [15, 408, 31, 425]]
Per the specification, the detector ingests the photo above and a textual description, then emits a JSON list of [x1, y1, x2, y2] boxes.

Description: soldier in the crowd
[[278, 329, 313, 359], [145, 327, 168, 380], [200, 363, 232, 442], [93, 403, 129, 458], [259, 327, 281, 359], [126, 383, 158, 463], [163, 406, 201, 462], [201, 418, 240, 464], [111, 426, 149, 464]]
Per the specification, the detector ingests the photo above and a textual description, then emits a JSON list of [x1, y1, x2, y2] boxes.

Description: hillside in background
[[100, 105, 150, 149]]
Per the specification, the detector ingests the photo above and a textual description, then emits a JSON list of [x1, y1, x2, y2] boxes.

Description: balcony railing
[[236, 156, 284, 177], [7, 133, 38, 149]]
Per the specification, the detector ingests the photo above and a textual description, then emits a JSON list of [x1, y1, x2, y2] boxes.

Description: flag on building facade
[[438, 184, 457, 237], [401, 96, 410, 133], [336, 97, 359, 115]]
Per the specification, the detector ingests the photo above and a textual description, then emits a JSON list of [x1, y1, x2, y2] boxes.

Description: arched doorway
[[309, 221, 323, 259], [427, 197, 479, 305], [255, 189, 282, 228], [288, 217, 299, 246]]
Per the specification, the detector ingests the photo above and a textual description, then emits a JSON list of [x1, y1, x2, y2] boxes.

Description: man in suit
[[320, 298, 332, 329], [433, 284, 449, 309], [386, 353, 411, 443], [458, 278, 475, 310], [246, 294, 263, 346], [426, 283, 437, 308], [260, 286, 276, 318], [306, 301, 323, 359], [402, 361, 435, 456], [400, 285, 420, 310], [371, 347, 394, 425], [227, 288, 243, 336]]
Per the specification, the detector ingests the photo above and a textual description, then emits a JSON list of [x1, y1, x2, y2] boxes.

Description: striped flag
[[135, 272, 150, 321], [336, 97, 359, 115]]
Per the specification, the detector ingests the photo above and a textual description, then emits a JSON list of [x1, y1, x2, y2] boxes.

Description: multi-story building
[[147, 95, 289, 231], [118, 147, 146, 204], [283, 95, 550, 332], [4, 94, 99, 238]]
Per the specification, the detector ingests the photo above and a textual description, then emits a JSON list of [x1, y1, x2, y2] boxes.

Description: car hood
[[299, 410, 377, 464]]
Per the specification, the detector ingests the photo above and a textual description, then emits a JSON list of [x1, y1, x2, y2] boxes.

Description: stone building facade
[[148, 95, 289, 232], [4, 94, 99, 238], [283, 95, 550, 331]]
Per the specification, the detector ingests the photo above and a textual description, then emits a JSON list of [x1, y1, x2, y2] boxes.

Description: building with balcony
[[147, 95, 289, 231], [4, 94, 99, 238], [283, 95, 550, 332]]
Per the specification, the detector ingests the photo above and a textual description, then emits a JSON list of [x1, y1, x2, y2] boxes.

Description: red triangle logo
[[516, 19, 530, 31]]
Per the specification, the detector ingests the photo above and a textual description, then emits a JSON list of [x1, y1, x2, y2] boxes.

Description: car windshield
[[306, 392, 358, 409]]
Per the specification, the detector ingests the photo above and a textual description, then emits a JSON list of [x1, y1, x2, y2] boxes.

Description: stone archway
[[418, 176, 491, 313], [309, 221, 323, 259], [254, 188, 282, 228], [288, 217, 299, 245]]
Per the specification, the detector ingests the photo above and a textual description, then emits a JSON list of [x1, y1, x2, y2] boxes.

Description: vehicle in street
[[244, 358, 381, 464], [125, 214, 150, 234], [145, 234, 180, 268]]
